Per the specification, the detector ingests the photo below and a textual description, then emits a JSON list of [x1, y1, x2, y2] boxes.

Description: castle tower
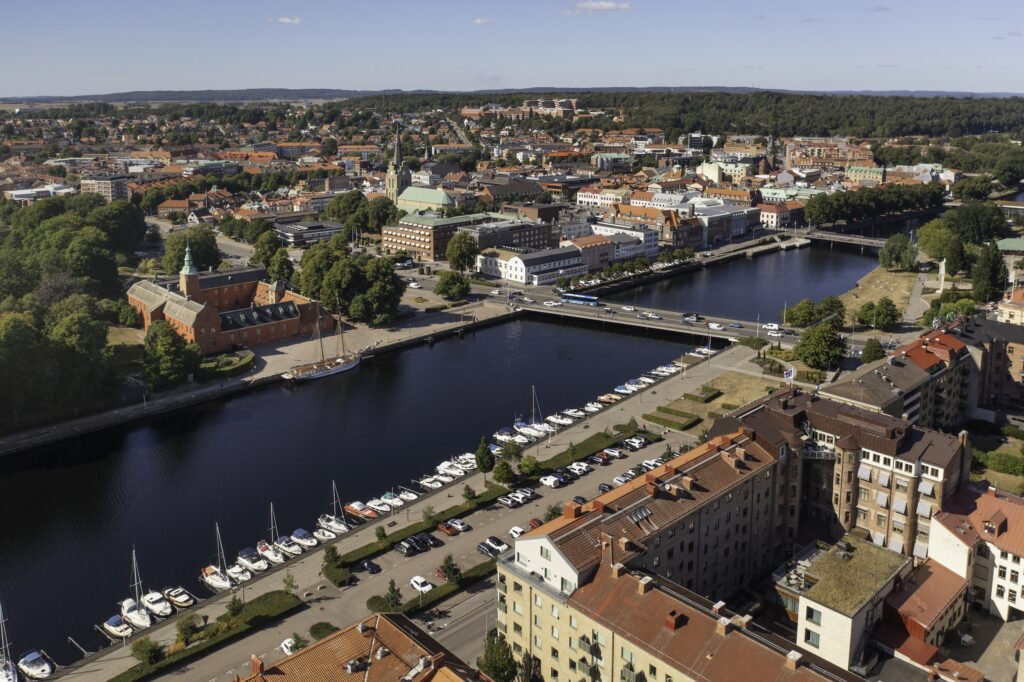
[[385, 122, 411, 203], [179, 243, 200, 299]]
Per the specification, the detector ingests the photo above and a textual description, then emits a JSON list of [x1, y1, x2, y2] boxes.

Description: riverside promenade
[[55, 344, 756, 682], [0, 301, 514, 458]]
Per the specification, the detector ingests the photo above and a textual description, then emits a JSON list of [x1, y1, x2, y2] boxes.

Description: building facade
[[80, 173, 129, 203]]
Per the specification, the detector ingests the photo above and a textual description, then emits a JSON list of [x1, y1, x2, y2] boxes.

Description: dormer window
[[985, 522, 996, 535]]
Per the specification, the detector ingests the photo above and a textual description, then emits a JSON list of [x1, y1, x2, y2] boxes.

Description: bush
[[131, 638, 163, 665], [1003, 425, 1024, 441], [323, 562, 352, 587], [366, 595, 393, 613], [737, 337, 769, 350], [310, 622, 340, 641], [644, 413, 701, 431], [683, 387, 722, 403], [656, 405, 693, 418]]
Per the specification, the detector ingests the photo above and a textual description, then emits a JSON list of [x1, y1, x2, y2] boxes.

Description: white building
[[591, 222, 660, 259], [476, 246, 586, 285], [575, 186, 630, 209]]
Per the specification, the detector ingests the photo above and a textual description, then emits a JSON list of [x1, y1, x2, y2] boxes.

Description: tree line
[[804, 183, 945, 226]]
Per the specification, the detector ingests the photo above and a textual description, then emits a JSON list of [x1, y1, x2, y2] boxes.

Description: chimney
[[785, 651, 803, 671], [618, 536, 632, 553], [563, 502, 581, 519], [735, 446, 748, 461], [645, 482, 658, 498], [590, 499, 606, 513], [712, 600, 727, 614], [715, 616, 733, 636], [637, 575, 653, 595], [250, 655, 264, 675], [664, 610, 686, 630], [645, 471, 660, 484], [681, 475, 697, 491], [611, 562, 626, 578], [737, 614, 754, 630]]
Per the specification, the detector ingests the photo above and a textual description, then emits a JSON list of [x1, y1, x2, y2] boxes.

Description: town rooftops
[[219, 302, 299, 331], [884, 559, 967, 631], [397, 186, 455, 206], [127, 280, 206, 324], [515, 246, 580, 267], [274, 220, 345, 235], [568, 562, 861, 682], [819, 356, 931, 410], [935, 483, 1024, 557], [398, 212, 491, 228], [800, 536, 909, 617], [892, 330, 966, 371], [570, 234, 614, 249], [235, 612, 477, 681]]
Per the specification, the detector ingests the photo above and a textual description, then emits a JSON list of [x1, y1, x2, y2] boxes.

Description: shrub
[[323, 562, 351, 587], [1003, 425, 1024, 441], [131, 638, 163, 665], [366, 595, 393, 613], [656, 405, 693, 418], [644, 413, 701, 431], [683, 387, 722, 403], [737, 337, 769, 350], [310, 622, 340, 641]]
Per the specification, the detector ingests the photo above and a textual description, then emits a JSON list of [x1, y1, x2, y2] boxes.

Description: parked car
[[497, 495, 519, 508], [449, 519, 471, 533], [477, 542, 499, 557], [410, 576, 433, 594], [508, 491, 530, 505], [539, 475, 561, 488], [416, 532, 443, 548], [408, 282, 421, 289], [612, 476, 629, 486], [598, 482, 613, 493], [603, 448, 624, 459], [573, 495, 587, 505], [767, 330, 783, 338], [515, 487, 536, 499], [587, 455, 605, 466], [509, 526, 525, 539], [556, 466, 579, 480], [360, 559, 382, 574], [394, 541, 417, 557], [406, 535, 429, 553], [437, 521, 459, 536], [485, 536, 510, 553]]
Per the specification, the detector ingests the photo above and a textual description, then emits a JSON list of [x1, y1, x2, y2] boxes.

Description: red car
[[529, 518, 543, 530], [437, 522, 459, 536]]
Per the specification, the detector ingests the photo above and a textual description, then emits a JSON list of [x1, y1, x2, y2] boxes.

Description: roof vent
[[375, 646, 390, 660], [344, 659, 365, 673]]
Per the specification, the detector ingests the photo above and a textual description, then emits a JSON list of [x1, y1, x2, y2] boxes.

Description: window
[[551, 605, 559, 619], [1012, 590, 1018, 603], [649, 664, 658, 677], [1013, 571, 1020, 584], [535, 595, 543, 607], [514, 622, 523, 635], [806, 606, 822, 625], [859, 488, 869, 501], [895, 478, 908, 493], [540, 546, 551, 560], [533, 635, 543, 648], [551, 647, 559, 659], [569, 615, 578, 630], [551, 626, 559, 640], [560, 577, 572, 593], [514, 602, 523, 615], [513, 582, 523, 594], [997, 585, 1005, 598], [620, 647, 634, 664], [877, 513, 887, 527], [804, 629, 820, 648], [534, 615, 541, 627], [1000, 566, 1008, 579]]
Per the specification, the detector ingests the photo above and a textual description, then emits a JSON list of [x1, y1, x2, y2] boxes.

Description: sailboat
[[317, 481, 350, 535], [528, 386, 556, 434], [282, 305, 360, 381], [270, 503, 302, 556], [257, 502, 287, 565], [120, 547, 157, 629], [0, 598, 17, 682], [199, 524, 233, 593]]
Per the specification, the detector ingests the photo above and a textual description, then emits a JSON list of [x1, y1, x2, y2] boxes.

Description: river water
[[0, 245, 876, 662]]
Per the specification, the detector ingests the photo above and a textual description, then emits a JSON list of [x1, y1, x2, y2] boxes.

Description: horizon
[[1, 0, 1022, 97]]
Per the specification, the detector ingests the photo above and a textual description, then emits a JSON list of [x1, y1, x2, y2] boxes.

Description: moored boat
[[564, 408, 586, 419], [16, 649, 55, 680], [237, 547, 269, 573], [282, 310, 360, 381], [381, 492, 404, 507], [291, 528, 318, 548], [417, 477, 442, 490], [101, 615, 133, 639], [433, 472, 453, 484], [200, 523, 234, 592], [256, 540, 286, 565], [274, 535, 303, 556], [162, 587, 195, 609], [119, 598, 152, 630], [365, 499, 391, 514], [317, 514, 348, 534], [313, 527, 336, 542], [344, 501, 378, 519], [225, 563, 253, 583]]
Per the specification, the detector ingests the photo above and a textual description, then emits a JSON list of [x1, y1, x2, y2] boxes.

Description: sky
[[1, 0, 1022, 97]]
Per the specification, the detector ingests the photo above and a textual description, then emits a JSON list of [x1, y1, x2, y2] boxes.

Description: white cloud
[[470, 17, 493, 25], [562, 1, 631, 15], [268, 16, 301, 25]]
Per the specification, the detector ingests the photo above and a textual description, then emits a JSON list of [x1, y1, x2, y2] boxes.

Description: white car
[[449, 519, 471, 532], [543, 300, 562, 307], [612, 476, 629, 486], [708, 322, 724, 331], [497, 495, 519, 508], [410, 576, 434, 594], [643, 312, 662, 320], [509, 526, 525, 539], [408, 282, 421, 289], [622, 306, 635, 312], [515, 487, 536, 499], [539, 475, 561, 488], [767, 330, 783, 338], [490, 289, 502, 296], [568, 462, 591, 475], [281, 638, 296, 656], [522, 297, 535, 304], [603, 448, 624, 459], [508, 491, 531, 504], [485, 536, 510, 553]]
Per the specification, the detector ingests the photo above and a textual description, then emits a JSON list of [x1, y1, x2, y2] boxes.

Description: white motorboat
[[16, 650, 55, 680], [119, 598, 152, 630], [257, 539, 286, 565], [513, 421, 545, 438], [121, 547, 153, 629], [141, 590, 173, 619], [493, 428, 516, 443], [635, 376, 656, 386], [584, 402, 603, 412], [317, 514, 348, 534], [313, 527, 336, 542], [614, 385, 635, 395], [453, 455, 477, 470], [237, 546, 269, 573], [365, 499, 392, 514], [162, 586, 195, 609], [381, 492, 404, 507], [435, 463, 464, 478], [274, 535, 303, 556], [200, 523, 234, 592], [101, 615, 133, 639], [418, 476, 442, 490], [547, 414, 573, 426], [398, 488, 419, 502], [291, 528, 318, 548], [658, 364, 680, 373], [225, 562, 253, 583], [511, 434, 531, 445], [433, 472, 453, 484], [624, 381, 646, 391], [531, 421, 556, 433], [564, 408, 586, 418]]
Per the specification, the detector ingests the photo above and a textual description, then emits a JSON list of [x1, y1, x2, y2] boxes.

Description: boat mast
[[0, 597, 12, 674], [315, 307, 327, 365], [215, 523, 227, 573], [268, 503, 279, 542], [130, 545, 144, 603]]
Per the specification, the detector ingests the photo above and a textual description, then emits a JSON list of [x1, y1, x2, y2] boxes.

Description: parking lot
[[945, 607, 1024, 682]]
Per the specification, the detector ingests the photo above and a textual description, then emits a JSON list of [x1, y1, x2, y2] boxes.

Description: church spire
[[180, 243, 198, 275], [392, 121, 402, 168]]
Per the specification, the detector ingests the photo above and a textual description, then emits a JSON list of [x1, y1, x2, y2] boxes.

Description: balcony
[[497, 579, 507, 595], [804, 445, 836, 461], [497, 598, 507, 613]]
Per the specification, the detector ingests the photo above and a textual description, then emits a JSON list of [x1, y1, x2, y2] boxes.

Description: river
[[0, 245, 876, 662]]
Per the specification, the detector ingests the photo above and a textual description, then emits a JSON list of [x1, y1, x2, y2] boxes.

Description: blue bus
[[561, 293, 601, 306]]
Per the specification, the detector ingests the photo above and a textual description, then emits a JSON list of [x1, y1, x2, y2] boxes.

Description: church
[[127, 246, 332, 355]]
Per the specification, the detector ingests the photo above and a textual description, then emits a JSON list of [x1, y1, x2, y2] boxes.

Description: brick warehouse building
[[127, 246, 332, 354]]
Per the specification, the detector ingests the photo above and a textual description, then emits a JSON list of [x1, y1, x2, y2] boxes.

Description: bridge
[[793, 228, 887, 250]]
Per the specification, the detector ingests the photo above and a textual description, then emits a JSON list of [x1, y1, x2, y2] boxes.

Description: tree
[[268, 248, 295, 282], [479, 631, 518, 682], [375, 526, 388, 543], [814, 296, 846, 327], [422, 505, 437, 524], [943, 202, 1008, 245], [493, 460, 516, 485], [951, 175, 993, 202], [856, 301, 876, 328], [945, 237, 968, 274], [462, 484, 477, 501], [323, 190, 368, 226], [873, 297, 900, 330], [433, 271, 470, 300], [290, 632, 309, 652], [918, 219, 958, 260], [323, 545, 340, 567], [794, 322, 847, 370], [972, 240, 1009, 302], [861, 338, 886, 363], [518, 652, 537, 682], [320, 137, 338, 156], [176, 613, 201, 645], [252, 230, 281, 265], [225, 594, 243, 619], [440, 553, 462, 584], [544, 504, 562, 521], [879, 233, 917, 271], [518, 455, 540, 476], [162, 225, 218, 273], [87, 200, 147, 253], [364, 197, 399, 232], [446, 232, 480, 272], [384, 579, 404, 610], [143, 321, 202, 390], [131, 637, 163, 664], [784, 298, 815, 327], [475, 436, 495, 473], [283, 570, 298, 592], [501, 441, 523, 461]]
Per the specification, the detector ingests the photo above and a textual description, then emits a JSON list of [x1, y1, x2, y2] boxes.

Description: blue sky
[[1, 0, 1022, 96]]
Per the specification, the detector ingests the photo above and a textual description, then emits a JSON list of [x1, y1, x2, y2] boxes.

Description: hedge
[[656, 405, 694, 418], [197, 350, 255, 380], [737, 337, 769, 350], [683, 387, 722, 403], [721, 403, 739, 411], [974, 450, 1024, 477], [644, 413, 701, 431], [109, 591, 302, 682], [367, 560, 498, 615], [310, 622, 340, 641]]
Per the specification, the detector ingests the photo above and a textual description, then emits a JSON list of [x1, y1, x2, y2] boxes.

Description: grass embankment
[[109, 591, 302, 682], [838, 266, 917, 330], [198, 350, 254, 380], [366, 560, 498, 615], [969, 430, 1024, 495], [649, 372, 785, 435]]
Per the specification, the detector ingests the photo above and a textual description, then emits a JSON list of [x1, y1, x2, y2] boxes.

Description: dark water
[[0, 319, 692, 661], [0, 245, 877, 661], [608, 244, 876, 322]]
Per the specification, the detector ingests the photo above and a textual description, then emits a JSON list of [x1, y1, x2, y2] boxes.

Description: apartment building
[[891, 331, 970, 432], [457, 219, 550, 251], [961, 316, 1024, 413], [380, 213, 483, 261], [932, 483, 1024, 620], [820, 355, 933, 425], [497, 556, 861, 682], [729, 389, 971, 558], [80, 172, 129, 203], [475, 246, 586, 285], [591, 222, 660, 259]]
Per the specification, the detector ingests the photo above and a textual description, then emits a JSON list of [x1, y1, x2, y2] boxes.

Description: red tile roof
[[935, 484, 1024, 557]]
